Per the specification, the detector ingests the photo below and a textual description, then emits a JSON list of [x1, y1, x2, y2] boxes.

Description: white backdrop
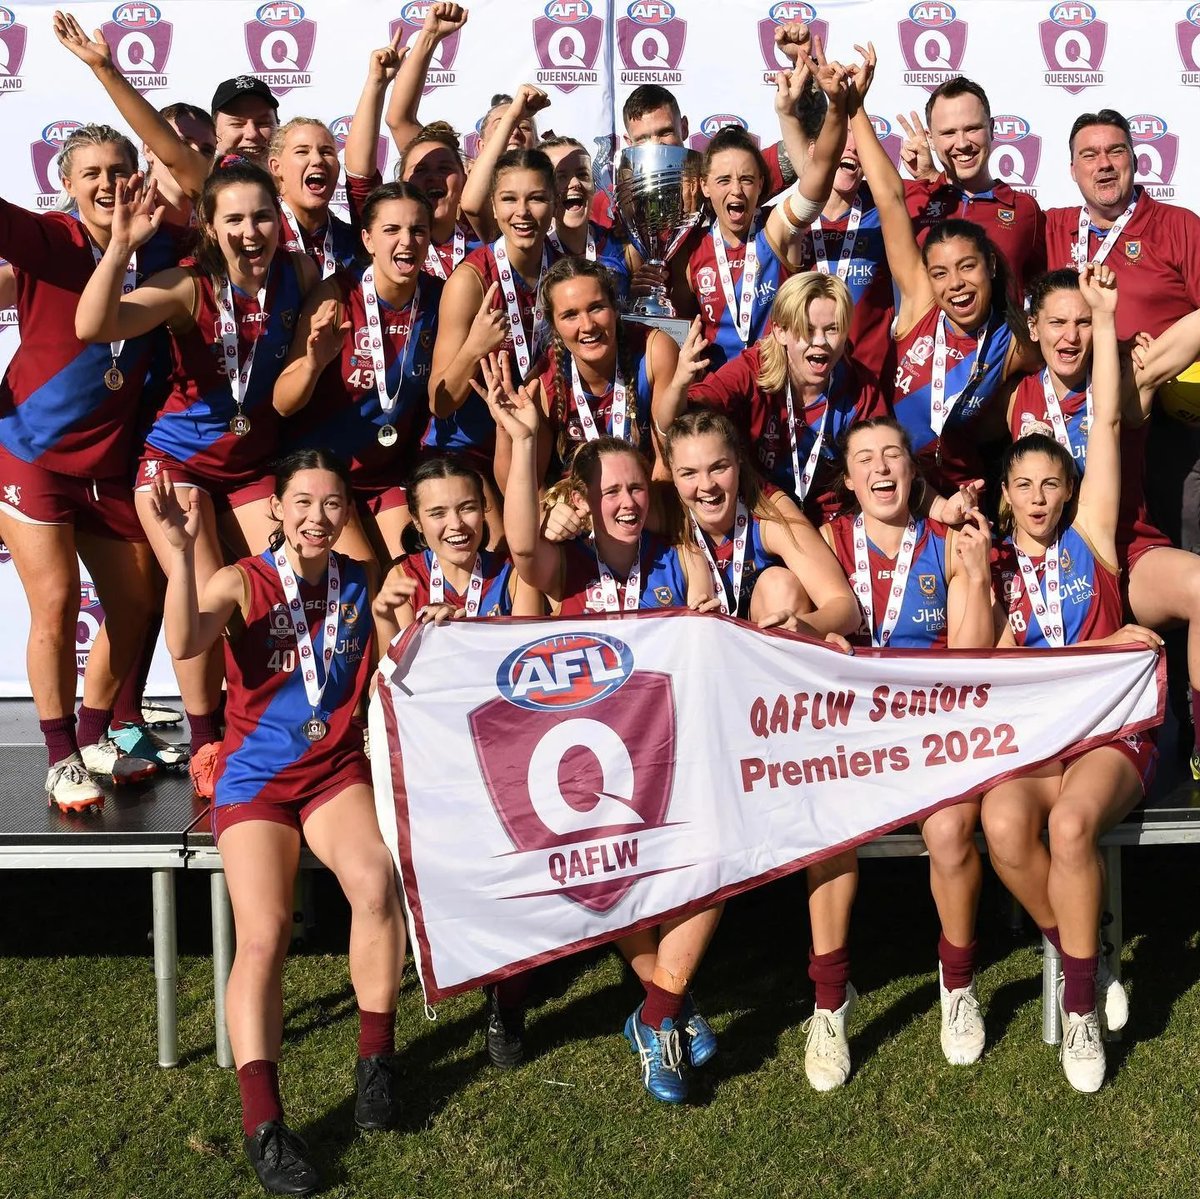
[[0, 0, 1194, 695]]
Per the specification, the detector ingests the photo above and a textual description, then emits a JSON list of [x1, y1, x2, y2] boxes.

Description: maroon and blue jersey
[[828, 513, 951, 649], [688, 218, 789, 372], [892, 304, 1014, 492], [699, 506, 781, 618], [214, 549, 372, 807], [0, 205, 183, 478], [285, 266, 441, 488], [558, 531, 688, 615], [279, 206, 360, 273], [145, 254, 305, 484], [993, 525, 1122, 647], [402, 547, 515, 616]]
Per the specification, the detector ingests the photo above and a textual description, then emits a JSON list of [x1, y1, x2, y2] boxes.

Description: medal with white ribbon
[[852, 515, 918, 647], [593, 539, 640, 612], [1075, 193, 1138, 267], [930, 311, 991, 451], [492, 237, 547, 378], [690, 499, 748, 616], [1041, 368, 1092, 460], [216, 276, 268, 436], [424, 227, 466, 280], [809, 197, 861, 283], [1015, 540, 1064, 648], [89, 241, 137, 391], [711, 220, 759, 347], [429, 552, 483, 618], [272, 549, 340, 741], [570, 357, 628, 443], [361, 266, 420, 448], [280, 200, 336, 279], [785, 381, 830, 502], [548, 222, 596, 261]]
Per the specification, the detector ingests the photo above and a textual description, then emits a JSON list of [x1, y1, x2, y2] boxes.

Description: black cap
[[211, 75, 279, 117]]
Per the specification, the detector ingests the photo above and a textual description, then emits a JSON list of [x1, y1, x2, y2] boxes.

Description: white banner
[[370, 612, 1163, 1003]]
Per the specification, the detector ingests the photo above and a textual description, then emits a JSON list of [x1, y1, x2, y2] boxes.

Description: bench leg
[[1102, 843, 1123, 1040], [211, 871, 235, 1068], [1041, 932, 1062, 1046], [152, 869, 179, 1068]]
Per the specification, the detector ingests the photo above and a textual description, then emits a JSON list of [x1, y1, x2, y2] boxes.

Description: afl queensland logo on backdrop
[[1179, 4, 1200, 84], [533, 0, 603, 93], [1040, 2, 1107, 93], [76, 581, 105, 679], [757, 2, 828, 84], [244, 1, 316, 95], [898, 2, 968, 92], [1129, 114, 1178, 200], [616, 1, 686, 86], [0, 7, 27, 91], [990, 115, 1042, 196], [30, 121, 84, 210], [390, 3, 460, 92], [470, 631, 677, 913], [688, 113, 758, 152], [101, 4, 173, 93]]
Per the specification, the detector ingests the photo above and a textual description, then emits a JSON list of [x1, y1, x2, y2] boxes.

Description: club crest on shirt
[[1002, 572, 1021, 602], [997, 208, 1016, 225], [905, 334, 935, 367], [653, 585, 675, 606], [1124, 240, 1142, 262], [1060, 546, 1073, 572], [340, 601, 358, 625], [281, 307, 297, 329], [695, 265, 718, 297], [918, 573, 937, 597]]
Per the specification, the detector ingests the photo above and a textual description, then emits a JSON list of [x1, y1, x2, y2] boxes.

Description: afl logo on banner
[[616, 1, 686, 85], [30, 121, 83, 210], [688, 112, 758, 152], [1039, 2, 1107, 93], [496, 633, 634, 712], [244, 1, 316, 95], [533, 0, 603, 94], [0, 7, 27, 92], [1179, 4, 1200, 85], [100, 4, 173, 94], [1129, 114, 1179, 200], [389, 3, 460, 92], [990, 115, 1042, 196], [757, 3, 828, 84], [471, 633, 677, 914], [897, 3, 968, 92]]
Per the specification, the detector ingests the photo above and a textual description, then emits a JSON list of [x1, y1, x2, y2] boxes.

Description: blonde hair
[[756, 273, 853, 395], [267, 117, 333, 163], [55, 124, 138, 212]]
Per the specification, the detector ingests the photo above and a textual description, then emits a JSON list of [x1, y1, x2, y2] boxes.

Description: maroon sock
[[237, 1059, 283, 1138], [808, 946, 851, 1012], [358, 1008, 396, 1060], [938, 934, 977, 992], [76, 705, 112, 749], [40, 716, 78, 766], [1191, 687, 1200, 752], [492, 973, 530, 1012], [1061, 950, 1099, 1015], [641, 981, 684, 1030], [111, 620, 160, 728], [1040, 925, 1064, 956], [187, 709, 222, 755]]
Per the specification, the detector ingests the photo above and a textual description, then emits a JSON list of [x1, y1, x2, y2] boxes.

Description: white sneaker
[[80, 734, 157, 785], [939, 965, 985, 1065], [1060, 1007, 1106, 1093], [803, 983, 857, 1092], [46, 754, 104, 812], [1096, 956, 1129, 1033]]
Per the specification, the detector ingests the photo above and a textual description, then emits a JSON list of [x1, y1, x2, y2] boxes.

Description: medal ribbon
[[809, 197, 861, 282], [424, 227, 466, 280], [690, 499, 748, 616], [852, 516, 919, 647], [1015, 541, 1064, 648], [930, 311, 991, 438], [272, 549, 340, 720], [429, 552, 483, 618], [216, 276, 269, 421], [548, 222, 596, 261], [785, 381, 830, 502], [594, 540, 640, 612], [569, 357, 628, 443], [1040, 368, 1092, 460], [89, 240, 137, 370], [492, 237, 548, 378], [361, 266, 419, 421], [280, 200, 336, 279], [711, 219, 759, 347], [1075, 193, 1138, 267]]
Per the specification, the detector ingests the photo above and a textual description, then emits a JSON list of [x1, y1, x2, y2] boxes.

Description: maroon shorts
[[355, 482, 408, 517], [0, 444, 144, 540], [211, 760, 373, 842], [135, 453, 274, 514], [1118, 518, 1173, 576], [1063, 730, 1158, 798]]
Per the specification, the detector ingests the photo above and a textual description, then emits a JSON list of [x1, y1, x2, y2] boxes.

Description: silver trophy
[[614, 143, 703, 345]]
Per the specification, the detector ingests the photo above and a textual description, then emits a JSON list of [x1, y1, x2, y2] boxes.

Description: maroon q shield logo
[[101, 3, 172, 93], [1129, 114, 1179, 196], [989, 115, 1042, 192], [897, 2, 967, 92], [1179, 5, 1200, 80], [389, 3, 460, 92], [30, 120, 83, 202], [616, 1, 686, 81], [0, 7, 27, 90], [76, 581, 105, 680], [1039, 3, 1107, 94], [757, 2, 828, 81], [533, 1, 604, 94], [472, 637, 677, 914], [244, 2, 316, 95], [869, 115, 904, 169]]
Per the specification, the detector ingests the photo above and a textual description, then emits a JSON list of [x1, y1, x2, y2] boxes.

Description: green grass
[[4, 852, 1200, 1198]]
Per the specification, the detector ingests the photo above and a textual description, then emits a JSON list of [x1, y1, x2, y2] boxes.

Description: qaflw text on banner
[[370, 612, 1163, 1003]]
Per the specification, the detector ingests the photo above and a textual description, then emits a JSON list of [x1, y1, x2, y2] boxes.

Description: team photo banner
[[370, 612, 1163, 1003]]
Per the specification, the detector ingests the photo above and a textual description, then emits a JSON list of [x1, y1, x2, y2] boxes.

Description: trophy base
[[621, 313, 691, 346]]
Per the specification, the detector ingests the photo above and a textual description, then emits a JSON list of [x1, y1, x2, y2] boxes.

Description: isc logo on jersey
[[244, 1, 316, 95], [1179, 4, 1200, 85], [30, 120, 84, 210], [989, 115, 1042, 197], [497, 632, 634, 711], [389, 3, 460, 93], [0, 7, 27, 91], [688, 112, 755, 152], [757, 3, 828, 84], [616, 1, 686, 86], [1040, 2, 1107, 93], [1129, 114, 1179, 201], [100, 4, 172, 94], [897, 3, 967, 92], [533, 0, 603, 94]]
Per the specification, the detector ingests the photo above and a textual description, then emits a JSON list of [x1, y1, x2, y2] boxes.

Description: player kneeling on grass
[[151, 448, 415, 1195]]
